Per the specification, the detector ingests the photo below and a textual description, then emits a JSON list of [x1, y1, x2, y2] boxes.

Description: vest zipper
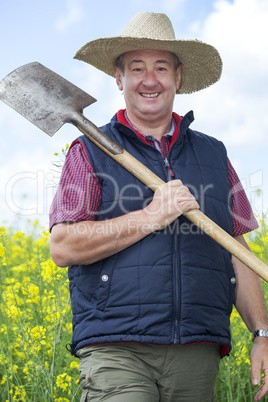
[[162, 153, 180, 342], [121, 126, 175, 181], [161, 154, 180, 342], [164, 157, 175, 179], [173, 227, 180, 343]]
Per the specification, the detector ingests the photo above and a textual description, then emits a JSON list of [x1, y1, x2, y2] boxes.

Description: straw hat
[[74, 12, 222, 94]]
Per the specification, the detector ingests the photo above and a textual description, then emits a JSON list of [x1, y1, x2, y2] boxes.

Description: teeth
[[141, 93, 159, 98]]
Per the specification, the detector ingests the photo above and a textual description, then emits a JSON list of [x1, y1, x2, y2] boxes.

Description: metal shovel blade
[[0, 62, 96, 136]]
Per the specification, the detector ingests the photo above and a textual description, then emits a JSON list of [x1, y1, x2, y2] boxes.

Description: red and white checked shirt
[[49, 110, 258, 236]]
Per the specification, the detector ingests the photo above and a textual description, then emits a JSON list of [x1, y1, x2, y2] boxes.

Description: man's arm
[[50, 179, 199, 267], [232, 235, 268, 401]]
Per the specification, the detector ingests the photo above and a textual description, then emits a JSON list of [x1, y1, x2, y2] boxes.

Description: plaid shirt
[[49, 111, 258, 236]]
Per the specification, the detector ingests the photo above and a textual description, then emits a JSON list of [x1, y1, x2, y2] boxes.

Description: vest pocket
[[95, 259, 116, 311], [224, 253, 236, 314]]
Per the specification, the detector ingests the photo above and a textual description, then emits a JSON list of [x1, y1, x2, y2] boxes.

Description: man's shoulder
[[187, 127, 225, 148], [185, 128, 228, 163]]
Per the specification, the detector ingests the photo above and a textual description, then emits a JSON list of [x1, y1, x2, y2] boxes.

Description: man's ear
[[114, 66, 123, 91], [175, 65, 183, 92]]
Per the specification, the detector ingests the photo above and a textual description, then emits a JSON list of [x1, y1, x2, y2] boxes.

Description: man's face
[[114, 49, 182, 126]]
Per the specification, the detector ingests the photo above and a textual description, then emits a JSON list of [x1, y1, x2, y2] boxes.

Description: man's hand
[[251, 337, 268, 401], [144, 179, 199, 230]]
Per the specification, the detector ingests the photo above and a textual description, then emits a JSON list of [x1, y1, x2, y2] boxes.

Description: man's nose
[[142, 70, 158, 86]]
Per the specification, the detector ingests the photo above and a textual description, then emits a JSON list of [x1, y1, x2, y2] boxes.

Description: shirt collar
[[116, 109, 182, 150], [123, 110, 175, 141]]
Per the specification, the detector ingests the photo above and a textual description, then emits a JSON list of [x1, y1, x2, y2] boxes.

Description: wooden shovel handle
[[74, 114, 268, 283]]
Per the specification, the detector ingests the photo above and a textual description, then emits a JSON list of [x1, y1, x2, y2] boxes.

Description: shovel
[[0, 62, 268, 283]]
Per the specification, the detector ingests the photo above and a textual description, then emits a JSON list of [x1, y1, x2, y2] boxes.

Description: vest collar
[[112, 110, 195, 148]]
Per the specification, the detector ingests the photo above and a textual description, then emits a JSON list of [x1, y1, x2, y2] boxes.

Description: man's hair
[[114, 52, 182, 73]]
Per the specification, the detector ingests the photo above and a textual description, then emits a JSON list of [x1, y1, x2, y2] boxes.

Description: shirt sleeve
[[228, 158, 259, 236], [49, 140, 102, 230]]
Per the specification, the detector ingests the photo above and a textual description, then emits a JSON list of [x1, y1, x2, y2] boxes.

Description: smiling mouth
[[140, 93, 160, 98]]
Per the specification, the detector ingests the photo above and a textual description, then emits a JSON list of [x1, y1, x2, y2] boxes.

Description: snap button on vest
[[231, 277, 236, 284], [102, 274, 109, 282]]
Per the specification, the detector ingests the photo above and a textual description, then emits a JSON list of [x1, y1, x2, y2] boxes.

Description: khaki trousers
[[77, 342, 220, 402]]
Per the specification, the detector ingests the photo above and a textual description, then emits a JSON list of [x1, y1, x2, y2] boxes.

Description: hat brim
[[74, 37, 222, 94]]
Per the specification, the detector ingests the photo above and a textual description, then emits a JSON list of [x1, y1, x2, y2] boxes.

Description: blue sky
[[0, 0, 268, 230]]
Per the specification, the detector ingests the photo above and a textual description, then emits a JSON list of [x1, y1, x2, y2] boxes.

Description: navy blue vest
[[67, 111, 236, 357]]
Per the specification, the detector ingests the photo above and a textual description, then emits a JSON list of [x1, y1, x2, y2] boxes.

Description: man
[[49, 12, 268, 402]]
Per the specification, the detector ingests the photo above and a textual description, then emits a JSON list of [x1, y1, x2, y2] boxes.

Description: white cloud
[[0, 100, 78, 227], [179, 0, 268, 212], [175, 0, 268, 152], [203, 0, 268, 71], [55, 0, 84, 32]]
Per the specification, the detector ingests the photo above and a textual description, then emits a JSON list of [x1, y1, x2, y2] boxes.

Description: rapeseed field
[[0, 218, 267, 401]]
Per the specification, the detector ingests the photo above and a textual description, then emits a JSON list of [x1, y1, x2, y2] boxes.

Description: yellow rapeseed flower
[[12, 365, 18, 374], [30, 325, 46, 341], [0, 243, 5, 257], [12, 231, 25, 241], [56, 373, 72, 392], [70, 360, 79, 370], [26, 284, 40, 304]]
